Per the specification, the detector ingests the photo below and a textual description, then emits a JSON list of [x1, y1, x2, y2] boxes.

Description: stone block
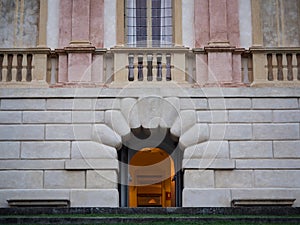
[[65, 159, 119, 170], [0, 111, 22, 123], [21, 142, 70, 159], [71, 141, 117, 159], [0, 125, 44, 140], [92, 124, 122, 149], [197, 110, 228, 123], [105, 110, 131, 138], [0, 189, 70, 207], [184, 170, 214, 188], [208, 98, 251, 110], [253, 124, 299, 140], [160, 97, 180, 128], [0, 142, 20, 159], [273, 110, 300, 122], [46, 125, 92, 140], [70, 111, 104, 123], [184, 141, 229, 159], [0, 160, 65, 169], [183, 188, 231, 207], [23, 111, 71, 123], [179, 124, 209, 149], [209, 124, 252, 140], [0, 171, 43, 189], [231, 188, 295, 202], [274, 141, 300, 158], [86, 170, 118, 189], [182, 159, 235, 169], [230, 141, 273, 159], [228, 110, 272, 123], [47, 99, 93, 110], [137, 96, 162, 129], [215, 170, 253, 188], [255, 170, 300, 188], [171, 110, 197, 137], [236, 159, 300, 169], [180, 98, 207, 110], [1, 99, 46, 110], [120, 98, 140, 128], [252, 98, 298, 109], [44, 171, 85, 189], [70, 189, 119, 207], [94, 98, 120, 110]]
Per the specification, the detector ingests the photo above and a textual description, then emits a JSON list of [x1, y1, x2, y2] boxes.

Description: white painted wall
[[104, 0, 117, 48], [239, 0, 252, 48], [182, 0, 194, 48], [47, 0, 60, 49]]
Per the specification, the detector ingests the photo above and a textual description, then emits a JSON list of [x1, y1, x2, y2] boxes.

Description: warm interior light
[[148, 198, 157, 204]]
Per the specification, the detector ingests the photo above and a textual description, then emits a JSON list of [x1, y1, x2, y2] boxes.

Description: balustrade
[[0, 48, 51, 87]]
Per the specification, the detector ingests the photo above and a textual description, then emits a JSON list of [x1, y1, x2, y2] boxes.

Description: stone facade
[[0, 0, 299, 208]]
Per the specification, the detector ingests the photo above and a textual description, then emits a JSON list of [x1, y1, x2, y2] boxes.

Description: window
[[125, 0, 173, 47]]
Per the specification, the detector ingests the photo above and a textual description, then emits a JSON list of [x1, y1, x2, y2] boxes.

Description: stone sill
[[232, 199, 296, 207], [0, 87, 300, 98]]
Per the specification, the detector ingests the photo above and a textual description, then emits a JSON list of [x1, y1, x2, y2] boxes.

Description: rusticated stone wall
[[0, 87, 299, 207]]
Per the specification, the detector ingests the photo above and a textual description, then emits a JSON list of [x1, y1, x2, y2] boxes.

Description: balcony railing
[[0, 48, 51, 87], [251, 47, 300, 86], [109, 47, 190, 86]]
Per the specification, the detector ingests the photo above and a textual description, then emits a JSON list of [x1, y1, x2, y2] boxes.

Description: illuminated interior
[[129, 148, 175, 207]]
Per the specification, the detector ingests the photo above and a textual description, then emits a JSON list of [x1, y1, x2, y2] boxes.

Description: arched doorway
[[129, 148, 175, 207]]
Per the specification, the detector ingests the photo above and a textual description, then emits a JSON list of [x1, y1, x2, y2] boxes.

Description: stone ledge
[[232, 199, 296, 207], [1, 87, 300, 98], [7, 199, 70, 207]]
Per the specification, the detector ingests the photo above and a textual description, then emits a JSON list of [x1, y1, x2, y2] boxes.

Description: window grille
[[126, 0, 173, 47]]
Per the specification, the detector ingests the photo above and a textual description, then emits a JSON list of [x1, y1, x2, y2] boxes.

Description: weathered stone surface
[[0, 142, 20, 159], [94, 98, 120, 110], [160, 97, 180, 128], [273, 110, 300, 122], [274, 141, 300, 158], [86, 170, 118, 189], [23, 111, 71, 123], [0, 171, 43, 189], [71, 111, 104, 123], [46, 125, 92, 140], [44, 171, 85, 189], [180, 98, 207, 110], [171, 110, 197, 137], [252, 98, 298, 109], [215, 170, 253, 188], [120, 98, 140, 128], [137, 96, 162, 129], [47, 99, 93, 110], [0, 189, 70, 207], [184, 170, 214, 188], [208, 98, 251, 109], [184, 141, 229, 159], [92, 124, 122, 149], [183, 188, 231, 207], [179, 124, 209, 149], [236, 159, 300, 169], [230, 141, 273, 159], [228, 110, 272, 123], [21, 142, 70, 159], [71, 141, 117, 159], [105, 110, 131, 138], [0, 112, 22, 123], [0, 160, 65, 169], [253, 124, 299, 140], [0, 125, 44, 140], [1, 99, 46, 110], [197, 110, 228, 123], [209, 124, 252, 140], [70, 189, 119, 207], [65, 159, 119, 170], [255, 170, 300, 188], [182, 159, 235, 169]]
